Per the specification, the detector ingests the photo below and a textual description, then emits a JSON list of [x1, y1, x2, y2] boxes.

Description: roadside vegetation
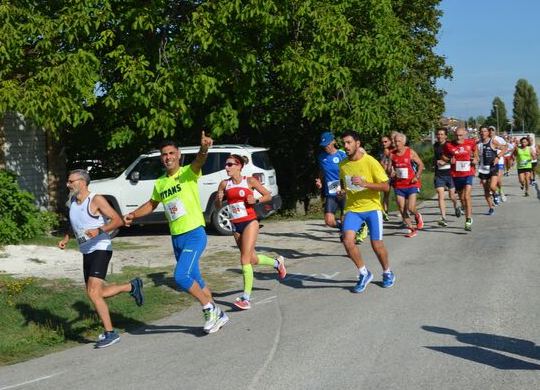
[[0, 251, 241, 366]]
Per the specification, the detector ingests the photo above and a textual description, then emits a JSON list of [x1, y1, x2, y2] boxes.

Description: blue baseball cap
[[319, 132, 334, 147]]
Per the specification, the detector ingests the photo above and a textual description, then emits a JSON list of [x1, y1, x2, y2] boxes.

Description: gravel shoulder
[[0, 219, 336, 282]]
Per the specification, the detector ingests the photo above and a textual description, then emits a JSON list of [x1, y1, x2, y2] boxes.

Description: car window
[[252, 151, 273, 170], [182, 152, 230, 175], [131, 157, 165, 180]]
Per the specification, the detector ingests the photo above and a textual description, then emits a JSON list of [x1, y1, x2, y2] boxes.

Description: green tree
[[1, 0, 451, 210], [485, 97, 508, 132], [513, 79, 540, 133]]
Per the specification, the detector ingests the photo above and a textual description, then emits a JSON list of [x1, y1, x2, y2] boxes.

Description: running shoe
[[398, 221, 408, 229], [353, 270, 373, 293], [455, 207, 462, 218], [129, 277, 144, 307], [437, 217, 448, 227], [500, 193, 507, 202], [487, 208, 495, 216], [95, 330, 120, 348], [382, 271, 395, 288], [464, 219, 473, 231], [275, 256, 287, 279], [233, 297, 251, 310], [414, 212, 424, 230], [382, 211, 390, 222], [521, 184, 524, 190], [405, 228, 417, 238], [355, 223, 368, 244], [203, 305, 229, 334], [525, 191, 529, 197], [493, 193, 500, 206]]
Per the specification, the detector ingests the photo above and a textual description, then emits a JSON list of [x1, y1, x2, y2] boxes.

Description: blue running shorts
[[453, 175, 474, 192], [394, 187, 420, 199], [171, 226, 207, 291], [343, 210, 383, 241]]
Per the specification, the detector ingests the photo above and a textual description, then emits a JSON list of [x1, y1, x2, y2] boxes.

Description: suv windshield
[[251, 151, 273, 170]]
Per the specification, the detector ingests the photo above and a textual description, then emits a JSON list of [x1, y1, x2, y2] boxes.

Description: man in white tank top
[[58, 169, 144, 348]]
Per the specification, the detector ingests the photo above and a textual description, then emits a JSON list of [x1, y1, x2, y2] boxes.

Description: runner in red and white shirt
[[442, 127, 479, 231], [215, 154, 286, 310], [389, 132, 425, 238]]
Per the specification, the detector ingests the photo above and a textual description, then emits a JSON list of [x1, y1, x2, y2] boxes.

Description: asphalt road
[[2, 173, 540, 390]]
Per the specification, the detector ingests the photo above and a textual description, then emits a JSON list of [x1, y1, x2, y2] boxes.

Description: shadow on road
[[422, 325, 540, 370], [131, 324, 205, 338]]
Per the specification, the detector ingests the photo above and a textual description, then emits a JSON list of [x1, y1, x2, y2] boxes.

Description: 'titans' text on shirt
[[160, 184, 182, 200]]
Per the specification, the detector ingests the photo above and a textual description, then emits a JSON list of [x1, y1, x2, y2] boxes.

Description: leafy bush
[[0, 169, 58, 245]]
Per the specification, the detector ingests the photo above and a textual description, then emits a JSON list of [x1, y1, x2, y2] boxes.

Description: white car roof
[[142, 145, 268, 157]]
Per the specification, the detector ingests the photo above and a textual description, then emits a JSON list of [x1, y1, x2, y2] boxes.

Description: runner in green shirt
[[124, 132, 228, 334]]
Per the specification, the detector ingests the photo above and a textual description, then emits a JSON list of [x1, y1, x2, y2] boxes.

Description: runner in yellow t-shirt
[[338, 130, 395, 293], [123, 132, 228, 334]]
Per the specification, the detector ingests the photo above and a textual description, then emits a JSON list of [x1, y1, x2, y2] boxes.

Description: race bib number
[[345, 176, 365, 192], [327, 180, 341, 195], [229, 202, 248, 219], [75, 229, 90, 245], [456, 161, 471, 172], [164, 198, 187, 221], [396, 168, 408, 179], [519, 159, 530, 167], [439, 163, 451, 170], [478, 165, 490, 174]]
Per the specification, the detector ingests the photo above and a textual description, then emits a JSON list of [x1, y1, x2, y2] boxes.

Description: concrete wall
[[0, 112, 49, 209]]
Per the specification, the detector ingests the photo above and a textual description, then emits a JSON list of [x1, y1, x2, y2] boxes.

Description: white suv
[[88, 145, 281, 235]]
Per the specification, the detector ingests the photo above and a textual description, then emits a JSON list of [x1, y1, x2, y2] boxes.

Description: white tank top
[[69, 193, 112, 254]]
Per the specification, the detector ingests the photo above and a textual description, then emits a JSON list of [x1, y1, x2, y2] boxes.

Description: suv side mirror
[[130, 171, 140, 182]]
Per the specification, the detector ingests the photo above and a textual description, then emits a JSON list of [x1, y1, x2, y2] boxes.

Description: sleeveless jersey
[[478, 138, 497, 172], [391, 147, 421, 189], [516, 147, 533, 169], [433, 141, 451, 177], [317, 149, 347, 196], [69, 193, 111, 254], [443, 139, 477, 178], [224, 176, 257, 223]]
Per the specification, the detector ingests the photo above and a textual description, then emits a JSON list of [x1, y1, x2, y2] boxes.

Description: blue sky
[[436, 0, 540, 120]]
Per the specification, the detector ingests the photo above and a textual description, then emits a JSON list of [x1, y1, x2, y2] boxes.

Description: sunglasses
[[224, 162, 239, 167]]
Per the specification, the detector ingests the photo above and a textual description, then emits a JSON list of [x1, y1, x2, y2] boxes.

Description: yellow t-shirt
[[339, 154, 389, 213], [151, 165, 205, 235]]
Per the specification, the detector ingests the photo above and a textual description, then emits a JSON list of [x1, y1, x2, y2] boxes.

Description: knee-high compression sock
[[257, 254, 276, 267], [242, 264, 254, 298]]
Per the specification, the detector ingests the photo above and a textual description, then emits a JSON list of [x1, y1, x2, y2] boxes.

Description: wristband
[[97, 227, 104, 235]]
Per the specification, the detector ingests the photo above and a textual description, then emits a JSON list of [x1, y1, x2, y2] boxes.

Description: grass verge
[[0, 250, 241, 366]]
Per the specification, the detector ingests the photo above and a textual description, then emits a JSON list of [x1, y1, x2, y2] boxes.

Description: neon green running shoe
[[355, 222, 369, 244]]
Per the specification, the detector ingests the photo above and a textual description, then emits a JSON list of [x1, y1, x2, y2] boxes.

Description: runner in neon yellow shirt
[[123, 132, 228, 334], [338, 130, 395, 293]]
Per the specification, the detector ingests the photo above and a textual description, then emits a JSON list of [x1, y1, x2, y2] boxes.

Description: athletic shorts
[[478, 166, 499, 181], [343, 210, 383, 241], [532, 161, 537, 168], [434, 175, 454, 189], [394, 187, 420, 199], [517, 168, 532, 174], [498, 162, 505, 170], [171, 226, 207, 291], [453, 175, 474, 191], [232, 218, 257, 234], [83, 250, 112, 283], [324, 196, 345, 214]]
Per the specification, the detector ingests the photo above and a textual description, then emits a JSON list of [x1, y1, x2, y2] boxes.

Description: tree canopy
[[485, 97, 508, 132], [1, 0, 451, 208], [512, 79, 540, 134]]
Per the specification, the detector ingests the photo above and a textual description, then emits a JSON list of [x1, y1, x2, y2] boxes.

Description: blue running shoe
[[487, 208, 495, 216], [353, 271, 373, 293], [130, 277, 144, 307], [382, 271, 395, 288], [95, 330, 120, 348], [493, 193, 500, 206]]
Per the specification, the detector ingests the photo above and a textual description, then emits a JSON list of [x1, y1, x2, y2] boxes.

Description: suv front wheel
[[211, 204, 234, 236]]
